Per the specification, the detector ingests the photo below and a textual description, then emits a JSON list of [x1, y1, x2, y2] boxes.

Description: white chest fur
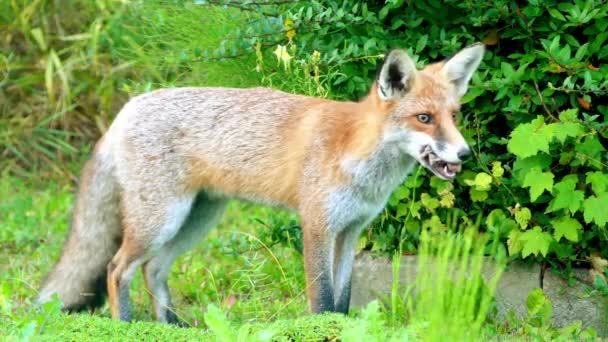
[[325, 128, 417, 233]]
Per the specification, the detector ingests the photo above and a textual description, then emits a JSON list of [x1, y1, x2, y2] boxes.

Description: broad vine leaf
[[492, 161, 504, 178], [440, 192, 455, 208], [431, 177, 453, 194], [586, 171, 608, 193], [390, 186, 410, 205], [396, 203, 409, 218], [512, 155, 552, 185], [507, 116, 553, 158], [575, 135, 606, 165], [515, 207, 532, 229], [522, 167, 554, 201], [547, 175, 584, 213], [487, 209, 519, 238], [551, 216, 582, 242], [520, 226, 553, 257], [526, 288, 552, 323], [507, 229, 523, 256], [583, 193, 608, 227], [420, 193, 439, 211], [558, 108, 578, 122], [464, 172, 492, 191], [470, 188, 488, 202], [552, 121, 584, 143]]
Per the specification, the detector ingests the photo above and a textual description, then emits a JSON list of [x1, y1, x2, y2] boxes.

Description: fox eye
[[452, 112, 459, 121], [417, 113, 432, 124]]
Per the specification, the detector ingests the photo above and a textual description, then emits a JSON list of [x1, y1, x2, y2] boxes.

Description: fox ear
[[377, 49, 417, 101], [441, 43, 485, 97]]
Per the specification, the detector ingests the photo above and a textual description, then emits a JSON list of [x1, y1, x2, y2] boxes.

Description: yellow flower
[[284, 18, 296, 41], [274, 45, 292, 69], [311, 50, 321, 64]]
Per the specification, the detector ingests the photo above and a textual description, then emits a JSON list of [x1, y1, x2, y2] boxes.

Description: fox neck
[[341, 124, 417, 202], [325, 124, 417, 233], [338, 85, 418, 197]]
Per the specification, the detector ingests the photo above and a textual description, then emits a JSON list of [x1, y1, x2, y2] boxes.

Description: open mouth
[[419, 146, 461, 180]]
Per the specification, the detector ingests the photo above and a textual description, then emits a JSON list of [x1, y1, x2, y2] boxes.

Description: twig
[[533, 80, 559, 122], [213, 0, 300, 5], [548, 85, 608, 95], [204, 0, 300, 15]]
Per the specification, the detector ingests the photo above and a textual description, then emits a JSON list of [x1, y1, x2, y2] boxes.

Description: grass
[[0, 174, 306, 320], [2, 175, 597, 341]]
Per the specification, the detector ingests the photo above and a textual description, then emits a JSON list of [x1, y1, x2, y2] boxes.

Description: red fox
[[38, 43, 485, 323]]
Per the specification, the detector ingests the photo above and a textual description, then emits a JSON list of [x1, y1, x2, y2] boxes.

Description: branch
[[204, 0, 300, 14], [533, 81, 559, 122]]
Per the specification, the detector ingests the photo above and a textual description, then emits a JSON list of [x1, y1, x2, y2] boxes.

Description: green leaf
[[460, 87, 483, 104], [410, 201, 422, 219], [512, 155, 552, 185], [552, 121, 584, 143], [548, 8, 566, 21], [526, 288, 545, 314], [520, 226, 553, 257], [523, 167, 554, 201], [420, 193, 440, 211], [469, 188, 488, 202], [547, 175, 584, 213], [576, 135, 606, 162], [507, 229, 523, 255], [515, 207, 532, 229], [552, 216, 581, 242], [378, 5, 389, 19], [501, 62, 515, 79], [392, 186, 410, 202], [439, 192, 454, 208], [586, 171, 608, 193], [583, 193, 608, 227], [464, 172, 492, 191], [492, 161, 504, 178], [487, 209, 519, 238], [526, 288, 552, 324], [558, 108, 579, 122], [507, 116, 552, 158], [415, 34, 428, 53], [430, 177, 452, 193], [204, 304, 236, 341], [396, 203, 409, 218]]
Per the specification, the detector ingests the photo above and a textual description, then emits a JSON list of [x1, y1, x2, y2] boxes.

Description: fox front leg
[[301, 219, 336, 313]]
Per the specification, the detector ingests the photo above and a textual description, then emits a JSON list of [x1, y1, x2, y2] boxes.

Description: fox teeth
[[443, 164, 452, 176]]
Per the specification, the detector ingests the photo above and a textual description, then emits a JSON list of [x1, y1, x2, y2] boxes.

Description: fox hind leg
[[143, 192, 227, 324], [107, 193, 195, 321]]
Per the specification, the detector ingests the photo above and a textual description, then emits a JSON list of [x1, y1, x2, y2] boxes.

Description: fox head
[[373, 43, 484, 180]]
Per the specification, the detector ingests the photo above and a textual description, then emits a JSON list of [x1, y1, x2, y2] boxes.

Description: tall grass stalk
[[401, 227, 504, 341]]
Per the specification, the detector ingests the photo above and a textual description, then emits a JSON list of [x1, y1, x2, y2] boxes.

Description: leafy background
[[208, 0, 608, 279]]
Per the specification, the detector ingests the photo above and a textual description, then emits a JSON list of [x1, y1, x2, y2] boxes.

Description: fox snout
[[411, 129, 471, 181], [432, 139, 471, 163], [457, 147, 472, 161]]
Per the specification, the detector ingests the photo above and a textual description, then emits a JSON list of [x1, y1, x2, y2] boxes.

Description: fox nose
[[457, 147, 472, 161]]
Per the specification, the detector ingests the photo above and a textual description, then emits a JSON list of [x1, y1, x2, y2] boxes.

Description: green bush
[[209, 0, 608, 273]]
